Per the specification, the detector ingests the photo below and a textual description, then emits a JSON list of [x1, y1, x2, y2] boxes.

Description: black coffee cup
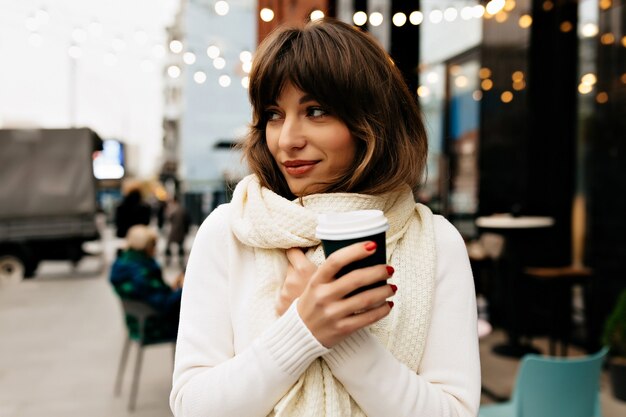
[[316, 210, 389, 297]]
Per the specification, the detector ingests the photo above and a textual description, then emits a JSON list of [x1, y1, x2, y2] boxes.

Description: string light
[[167, 65, 181, 79], [184, 51, 196, 65], [369, 12, 383, 27], [260, 8, 274, 22], [581, 23, 598, 37], [460, 7, 474, 20], [68, 44, 82, 59], [218, 74, 231, 87], [444, 8, 458, 22], [194, 71, 207, 84], [206, 45, 220, 59], [486, 0, 506, 15], [409, 11, 424, 25], [429, 10, 443, 24], [392, 13, 407, 27], [215, 1, 229, 16], [500, 91, 513, 103], [310, 10, 324, 21], [353, 11, 367, 26], [239, 50, 252, 63], [169, 39, 183, 53], [213, 57, 226, 69]]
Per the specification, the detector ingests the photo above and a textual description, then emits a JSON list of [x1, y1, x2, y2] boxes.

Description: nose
[[277, 115, 306, 151]]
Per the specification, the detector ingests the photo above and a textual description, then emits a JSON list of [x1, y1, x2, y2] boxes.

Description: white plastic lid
[[315, 210, 389, 240]]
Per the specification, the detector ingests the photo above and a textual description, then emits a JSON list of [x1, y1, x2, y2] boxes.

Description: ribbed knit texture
[[230, 174, 436, 417]]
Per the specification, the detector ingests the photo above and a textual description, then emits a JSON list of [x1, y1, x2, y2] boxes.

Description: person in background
[[170, 18, 479, 417], [114, 185, 151, 239], [164, 195, 191, 268], [110, 225, 183, 339]]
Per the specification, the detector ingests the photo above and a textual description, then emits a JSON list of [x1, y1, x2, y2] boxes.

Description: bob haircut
[[243, 17, 428, 199]]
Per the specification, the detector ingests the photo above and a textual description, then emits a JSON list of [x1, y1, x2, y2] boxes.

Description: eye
[[264, 108, 282, 122], [307, 106, 328, 118]]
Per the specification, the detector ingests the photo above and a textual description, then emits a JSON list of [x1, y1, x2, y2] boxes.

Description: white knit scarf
[[230, 174, 436, 417]]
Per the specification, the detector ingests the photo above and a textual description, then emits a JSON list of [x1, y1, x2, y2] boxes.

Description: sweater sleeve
[[169, 205, 330, 417], [323, 215, 481, 417]]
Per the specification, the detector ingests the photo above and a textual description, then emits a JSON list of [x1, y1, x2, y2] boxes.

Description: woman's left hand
[[275, 248, 317, 316]]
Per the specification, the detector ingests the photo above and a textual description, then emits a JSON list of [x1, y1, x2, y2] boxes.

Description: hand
[[172, 272, 185, 289], [297, 241, 396, 348], [276, 248, 317, 316]]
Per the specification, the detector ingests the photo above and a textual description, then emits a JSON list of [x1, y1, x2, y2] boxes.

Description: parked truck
[[0, 128, 103, 284]]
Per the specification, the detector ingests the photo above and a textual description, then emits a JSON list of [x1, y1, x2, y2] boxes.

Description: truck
[[0, 128, 103, 284]]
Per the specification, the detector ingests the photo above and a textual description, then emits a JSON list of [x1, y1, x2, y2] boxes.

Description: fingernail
[[364, 242, 377, 251], [388, 301, 394, 308], [386, 266, 395, 276], [390, 284, 398, 293]]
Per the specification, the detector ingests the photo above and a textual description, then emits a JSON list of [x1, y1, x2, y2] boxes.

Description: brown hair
[[242, 17, 427, 199]]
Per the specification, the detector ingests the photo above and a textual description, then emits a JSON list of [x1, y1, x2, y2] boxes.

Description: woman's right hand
[[296, 241, 396, 348]]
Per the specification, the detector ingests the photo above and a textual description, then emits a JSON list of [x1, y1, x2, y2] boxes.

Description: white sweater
[[170, 204, 480, 417]]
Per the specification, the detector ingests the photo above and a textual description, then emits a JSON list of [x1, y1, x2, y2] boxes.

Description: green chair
[[114, 299, 177, 412], [479, 347, 608, 417]]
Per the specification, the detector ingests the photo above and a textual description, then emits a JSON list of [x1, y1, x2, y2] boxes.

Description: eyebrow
[[299, 94, 317, 104], [268, 93, 318, 107]]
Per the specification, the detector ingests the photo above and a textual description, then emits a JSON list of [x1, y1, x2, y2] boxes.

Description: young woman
[[170, 18, 480, 417]]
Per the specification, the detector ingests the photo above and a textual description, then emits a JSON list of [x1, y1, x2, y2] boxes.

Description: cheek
[[264, 130, 279, 159]]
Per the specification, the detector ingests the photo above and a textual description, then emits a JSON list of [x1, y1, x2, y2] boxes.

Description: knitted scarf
[[230, 174, 436, 417]]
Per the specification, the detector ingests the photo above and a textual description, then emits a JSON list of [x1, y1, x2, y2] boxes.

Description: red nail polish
[[390, 284, 398, 293], [386, 266, 395, 276], [364, 241, 377, 251], [388, 301, 394, 308]]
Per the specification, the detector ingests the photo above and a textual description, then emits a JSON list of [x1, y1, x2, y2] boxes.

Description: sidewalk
[[0, 227, 177, 417]]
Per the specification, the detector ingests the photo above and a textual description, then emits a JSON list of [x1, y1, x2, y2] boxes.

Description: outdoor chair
[[113, 298, 177, 412], [479, 347, 608, 417]]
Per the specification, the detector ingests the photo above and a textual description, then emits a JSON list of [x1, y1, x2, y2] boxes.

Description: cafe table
[[475, 214, 555, 358]]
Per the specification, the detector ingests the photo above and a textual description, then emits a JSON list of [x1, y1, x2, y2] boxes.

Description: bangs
[[249, 24, 363, 124]]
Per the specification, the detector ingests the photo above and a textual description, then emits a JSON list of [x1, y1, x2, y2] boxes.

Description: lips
[[282, 160, 319, 176]]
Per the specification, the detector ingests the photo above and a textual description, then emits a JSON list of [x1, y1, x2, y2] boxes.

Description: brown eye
[[308, 107, 327, 118], [264, 109, 281, 121]]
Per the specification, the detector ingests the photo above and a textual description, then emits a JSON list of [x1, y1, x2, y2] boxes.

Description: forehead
[[273, 83, 315, 104]]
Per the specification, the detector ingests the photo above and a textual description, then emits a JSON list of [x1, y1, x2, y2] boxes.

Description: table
[[475, 214, 555, 358]]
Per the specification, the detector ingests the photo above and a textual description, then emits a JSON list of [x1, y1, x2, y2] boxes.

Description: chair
[[479, 347, 608, 417], [114, 298, 177, 411], [523, 265, 592, 356]]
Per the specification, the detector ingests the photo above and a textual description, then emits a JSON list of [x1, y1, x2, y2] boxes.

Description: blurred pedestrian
[[110, 225, 182, 340], [114, 186, 151, 239], [164, 195, 191, 268]]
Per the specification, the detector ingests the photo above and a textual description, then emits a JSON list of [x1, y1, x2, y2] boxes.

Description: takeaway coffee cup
[[316, 210, 389, 296]]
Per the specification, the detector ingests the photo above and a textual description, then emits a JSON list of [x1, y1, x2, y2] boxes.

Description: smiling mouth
[[283, 160, 319, 176]]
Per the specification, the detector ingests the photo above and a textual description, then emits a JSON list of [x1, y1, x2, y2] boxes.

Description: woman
[[170, 18, 479, 417]]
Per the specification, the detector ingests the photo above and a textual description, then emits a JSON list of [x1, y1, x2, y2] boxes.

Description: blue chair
[[113, 299, 177, 412], [479, 347, 608, 417]]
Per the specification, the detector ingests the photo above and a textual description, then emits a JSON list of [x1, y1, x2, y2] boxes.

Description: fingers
[[276, 248, 317, 316], [331, 282, 396, 318], [300, 294, 395, 348], [332, 264, 393, 299], [336, 300, 394, 335], [313, 241, 379, 285], [286, 247, 317, 278]]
